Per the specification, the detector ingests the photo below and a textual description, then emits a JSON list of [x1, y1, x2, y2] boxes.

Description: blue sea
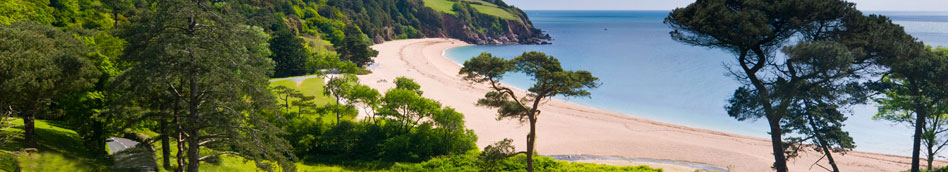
[[444, 11, 948, 157]]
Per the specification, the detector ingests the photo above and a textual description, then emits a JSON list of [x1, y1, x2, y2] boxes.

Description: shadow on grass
[[300, 154, 398, 171], [0, 119, 111, 170]]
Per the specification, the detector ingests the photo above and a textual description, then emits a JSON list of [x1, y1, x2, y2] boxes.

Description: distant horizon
[[504, 0, 948, 12], [519, 9, 948, 12]]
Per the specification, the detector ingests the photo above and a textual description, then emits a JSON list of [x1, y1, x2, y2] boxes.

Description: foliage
[[0, 119, 111, 171], [873, 47, 948, 171], [289, 77, 478, 166], [0, 0, 56, 25], [392, 151, 662, 172], [479, 138, 516, 171], [664, 0, 899, 171], [114, 0, 295, 171], [0, 21, 100, 144], [58, 28, 129, 158], [459, 51, 599, 172], [336, 25, 378, 67], [270, 25, 310, 77]]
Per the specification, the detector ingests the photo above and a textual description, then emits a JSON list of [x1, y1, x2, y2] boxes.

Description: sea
[[443, 10, 948, 157]]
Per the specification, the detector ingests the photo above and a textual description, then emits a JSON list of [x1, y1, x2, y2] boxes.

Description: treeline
[[0, 0, 467, 171], [275, 76, 478, 163], [667, 0, 948, 172], [0, 0, 575, 171]]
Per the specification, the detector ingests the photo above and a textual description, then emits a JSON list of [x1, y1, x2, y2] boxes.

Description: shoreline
[[358, 38, 946, 171]]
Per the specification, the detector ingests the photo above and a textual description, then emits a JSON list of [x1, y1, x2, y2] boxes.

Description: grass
[[268, 76, 358, 124], [421, 0, 457, 15], [421, 0, 520, 20], [301, 34, 334, 53], [270, 76, 336, 106], [0, 119, 111, 172], [151, 130, 349, 172], [470, 4, 519, 20]]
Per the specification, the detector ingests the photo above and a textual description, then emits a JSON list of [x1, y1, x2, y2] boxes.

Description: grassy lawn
[[269, 76, 336, 106], [269, 76, 358, 124], [0, 119, 110, 172], [421, 0, 519, 20], [147, 134, 350, 172]]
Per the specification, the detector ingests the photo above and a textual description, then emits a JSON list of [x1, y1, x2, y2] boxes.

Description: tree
[[479, 138, 516, 172], [290, 92, 315, 117], [324, 74, 359, 124], [269, 26, 309, 77], [778, 41, 866, 172], [0, 0, 56, 25], [115, 0, 295, 171], [875, 78, 948, 171], [336, 25, 378, 67], [379, 77, 441, 133], [873, 47, 948, 171], [60, 29, 129, 159], [0, 21, 99, 144], [666, 1, 866, 170], [347, 84, 381, 122], [459, 52, 599, 172], [272, 85, 296, 115]]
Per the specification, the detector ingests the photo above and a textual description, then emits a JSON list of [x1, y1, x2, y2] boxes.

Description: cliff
[[330, 0, 550, 45], [439, 10, 551, 45]]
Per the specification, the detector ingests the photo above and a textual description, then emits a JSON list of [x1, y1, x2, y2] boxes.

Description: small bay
[[444, 10, 948, 156]]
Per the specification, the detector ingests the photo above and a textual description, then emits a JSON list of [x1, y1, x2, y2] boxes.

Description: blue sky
[[503, 0, 948, 11]]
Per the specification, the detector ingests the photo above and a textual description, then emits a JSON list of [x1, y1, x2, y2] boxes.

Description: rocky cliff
[[439, 13, 550, 45]]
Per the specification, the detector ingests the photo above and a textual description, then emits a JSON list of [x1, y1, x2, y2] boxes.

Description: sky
[[502, 0, 948, 12]]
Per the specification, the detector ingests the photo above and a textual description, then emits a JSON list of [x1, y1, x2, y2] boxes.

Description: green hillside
[[422, 0, 520, 20], [0, 0, 611, 171]]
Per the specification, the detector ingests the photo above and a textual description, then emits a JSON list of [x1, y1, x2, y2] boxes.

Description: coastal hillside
[[234, 0, 549, 45], [325, 0, 550, 44]]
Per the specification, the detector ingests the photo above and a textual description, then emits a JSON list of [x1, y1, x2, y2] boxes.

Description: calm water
[[444, 10, 948, 157]]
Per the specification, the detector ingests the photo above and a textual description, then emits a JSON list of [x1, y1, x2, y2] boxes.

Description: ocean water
[[443, 10, 948, 157]]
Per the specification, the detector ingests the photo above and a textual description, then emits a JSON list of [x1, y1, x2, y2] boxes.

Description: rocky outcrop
[[439, 13, 551, 45]]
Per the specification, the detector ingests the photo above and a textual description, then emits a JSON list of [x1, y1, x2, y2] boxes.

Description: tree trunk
[[768, 119, 789, 172], [747, 49, 788, 172], [912, 103, 928, 172], [161, 116, 171, 168], [284, 95, 290, 115], [335, 95, 341, 125], [23, 113, 34, 145], [186, 75, 201, 172], [175, 116, 186, 172], [928, 144, 934, 170], [186, 130, 200, 172], [808, 115, 839, 172], [819, 139, 840, 172], [526, 117, 536, 172]]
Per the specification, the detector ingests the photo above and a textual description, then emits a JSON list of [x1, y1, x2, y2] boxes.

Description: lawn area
[[143, 132, 351, 172], [269, 76, 358, 124], [269, 76, 335, 106], [0, 119, 111, 172], [421, 0, 520, 20]]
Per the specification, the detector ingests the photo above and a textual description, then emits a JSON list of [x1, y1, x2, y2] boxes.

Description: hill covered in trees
[[1, 0, 549, 45]]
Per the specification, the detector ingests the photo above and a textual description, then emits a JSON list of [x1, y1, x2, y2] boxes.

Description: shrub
[[391, 151, 663, 172]]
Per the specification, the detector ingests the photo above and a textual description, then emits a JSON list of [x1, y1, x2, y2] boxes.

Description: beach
[[357, 38, 944, 172]]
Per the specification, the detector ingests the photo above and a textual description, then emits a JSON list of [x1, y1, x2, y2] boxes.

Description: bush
[[391, 151, 663, 172]]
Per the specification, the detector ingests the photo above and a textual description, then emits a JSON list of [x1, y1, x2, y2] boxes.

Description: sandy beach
[[357, 38, 945, 171]]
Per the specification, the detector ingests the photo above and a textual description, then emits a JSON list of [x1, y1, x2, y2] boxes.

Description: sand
[[357, 38, 945, 171]]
